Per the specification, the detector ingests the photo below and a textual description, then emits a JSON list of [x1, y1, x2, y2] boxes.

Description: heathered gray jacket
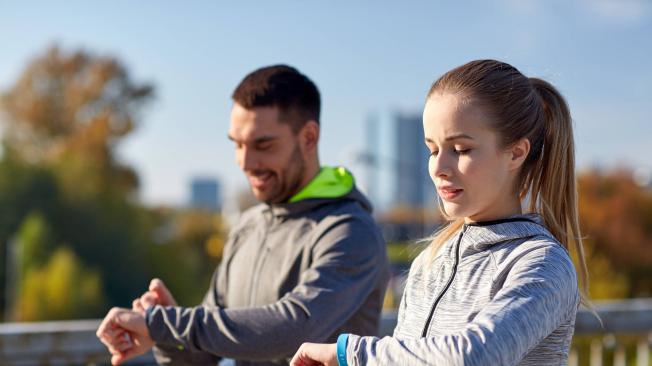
[[346, 215, 580, 365], [145, 186, 389, 365]]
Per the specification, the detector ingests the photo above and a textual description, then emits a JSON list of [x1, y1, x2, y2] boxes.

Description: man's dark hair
[[232, 65, 321, 132]]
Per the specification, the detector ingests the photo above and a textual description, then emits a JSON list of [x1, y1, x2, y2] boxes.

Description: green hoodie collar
[[289, 166, 354, 203]]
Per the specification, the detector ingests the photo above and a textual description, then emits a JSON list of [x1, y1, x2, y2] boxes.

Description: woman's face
[[423, 93, 524, 223]]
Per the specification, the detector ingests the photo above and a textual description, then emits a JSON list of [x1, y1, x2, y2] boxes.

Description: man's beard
[[265, 146, 306, 204]]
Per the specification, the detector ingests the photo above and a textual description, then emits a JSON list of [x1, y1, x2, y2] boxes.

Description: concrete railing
[[1, 298, 651, 365]]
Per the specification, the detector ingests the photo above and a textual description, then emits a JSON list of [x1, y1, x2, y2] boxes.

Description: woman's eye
[[430, 150, 438, 157], [455, 148, 471, 155]]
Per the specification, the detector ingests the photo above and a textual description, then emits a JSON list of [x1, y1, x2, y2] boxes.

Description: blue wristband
[[336, 333, 350, 366]]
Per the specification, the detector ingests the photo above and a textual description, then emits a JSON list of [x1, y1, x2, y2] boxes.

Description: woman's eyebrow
[[445, 133, 474, 141], [425, 134, 474, 144]]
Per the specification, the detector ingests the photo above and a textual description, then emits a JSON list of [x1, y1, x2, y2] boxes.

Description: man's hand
[[132, 278, 178, 315], [290, 342, 338, 366], [96, 307, 155, 365]]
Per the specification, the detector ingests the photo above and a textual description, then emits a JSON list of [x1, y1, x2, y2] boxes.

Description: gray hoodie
[[146, 186, 389, 365], [346, 214, 580, 365]]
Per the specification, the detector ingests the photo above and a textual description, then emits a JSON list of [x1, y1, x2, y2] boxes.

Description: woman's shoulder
[[499, 235, 579, 294]]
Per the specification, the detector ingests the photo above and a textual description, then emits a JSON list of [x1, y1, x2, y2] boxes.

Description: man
[[97, 65, 389, 365]]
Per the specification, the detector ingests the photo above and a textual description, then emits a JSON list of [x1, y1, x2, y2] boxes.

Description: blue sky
[[1, 0, 651, 209]]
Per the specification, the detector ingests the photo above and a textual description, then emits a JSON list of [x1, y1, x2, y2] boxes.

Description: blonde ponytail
[[528, 77, 590, 307]]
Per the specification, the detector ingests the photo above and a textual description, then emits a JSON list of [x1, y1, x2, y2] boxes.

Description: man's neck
[[297, 159, 321, 193]]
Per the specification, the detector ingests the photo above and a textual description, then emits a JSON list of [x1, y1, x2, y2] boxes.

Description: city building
[[189, 177, 221, 211], [393, 112, 435, 209]]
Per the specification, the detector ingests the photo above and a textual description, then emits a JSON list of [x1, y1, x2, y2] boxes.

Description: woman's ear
[[508, 138, 530, 171]]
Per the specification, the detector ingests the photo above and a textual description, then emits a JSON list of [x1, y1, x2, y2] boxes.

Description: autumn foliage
[[577, 169, 652, 298]]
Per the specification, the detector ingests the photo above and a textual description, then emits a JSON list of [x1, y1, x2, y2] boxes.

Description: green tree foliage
[[13, 246, 105, 321], [0, 45, 155, 320], [147, 209, 226, 305], [16, 212, 56, 275], [0, 45, 227, 321], [0, 160, 60, 317]]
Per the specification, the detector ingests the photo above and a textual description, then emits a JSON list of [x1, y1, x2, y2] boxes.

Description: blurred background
[[0, 0, 651, 365]]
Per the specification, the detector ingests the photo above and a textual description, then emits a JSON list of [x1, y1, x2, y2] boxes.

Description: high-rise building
[[190, 177, 221, 211], [393, 113, 434, 208]]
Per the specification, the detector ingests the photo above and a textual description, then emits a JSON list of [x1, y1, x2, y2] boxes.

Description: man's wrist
[[145, 305, 187, 352]]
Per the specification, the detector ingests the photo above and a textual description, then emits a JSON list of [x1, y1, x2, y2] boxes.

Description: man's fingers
[[149, 278, 176, 306], [98, 327, 131, 353], [101, 331, 130, 355], [115, 337, 134, 353], [111, 352, 130, 366], [132, 298, 144, 313], [110, 342, 147, 365], [113, 308, 150, 335], [105, 337, 132, 356], [97, 307, 122, 339], [140, 292, 157, 308], [97, 307, 151, 366], [149, 278, 163, 292]]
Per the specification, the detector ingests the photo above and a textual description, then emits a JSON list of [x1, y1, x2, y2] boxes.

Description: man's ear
[[508, 138, 530, 171], [300, 120, 320, 153]]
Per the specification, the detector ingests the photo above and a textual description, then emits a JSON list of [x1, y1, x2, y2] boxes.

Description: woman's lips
[[438, 187, 463, 200]]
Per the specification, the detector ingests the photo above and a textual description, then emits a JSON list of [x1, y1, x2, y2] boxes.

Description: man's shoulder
[[230, 203, 268, 231], [230, 197, 378, 237], [313, 195, 372, 218], [309, 198, 385, 248]]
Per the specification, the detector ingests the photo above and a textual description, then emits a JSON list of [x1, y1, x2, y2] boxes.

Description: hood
[[268, 166, 373, 217], [461, 213, 558, 251]]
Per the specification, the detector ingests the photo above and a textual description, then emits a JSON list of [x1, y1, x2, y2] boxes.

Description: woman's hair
[[426, 59, 590, 306]]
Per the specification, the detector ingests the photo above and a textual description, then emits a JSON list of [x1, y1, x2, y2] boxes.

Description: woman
[[291, 60, 589, 365]]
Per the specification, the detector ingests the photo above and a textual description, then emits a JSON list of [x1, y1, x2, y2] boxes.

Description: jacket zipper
[[420, 224, 467, 337], [248, 210, 271, 306]]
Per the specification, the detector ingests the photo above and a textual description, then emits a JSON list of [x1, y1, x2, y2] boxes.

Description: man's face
[[228, 103, 307, 204]]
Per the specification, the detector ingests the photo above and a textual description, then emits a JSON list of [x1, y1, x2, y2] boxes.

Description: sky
[[1, 0, 651, 210]]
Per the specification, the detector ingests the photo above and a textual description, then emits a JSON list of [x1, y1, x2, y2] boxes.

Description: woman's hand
[[291, 342, 338, 366]]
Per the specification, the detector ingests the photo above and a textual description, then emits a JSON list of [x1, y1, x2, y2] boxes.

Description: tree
[[0, 45, 231, 321], [578, 169, 652, 298], [16, 211, 57, 275], [1, 45, 152, 199], [13, 246, 105, 321], [0, 161, 60, 318], [147, 208, 226, 305], [0, 45, 155, 319]]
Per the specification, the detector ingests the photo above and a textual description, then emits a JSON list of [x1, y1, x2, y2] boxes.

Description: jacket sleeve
[[145, 216, 388, 361], [346, 244, 580, 366], [149, 265, 225, 365], [149, 217, 242, 366]]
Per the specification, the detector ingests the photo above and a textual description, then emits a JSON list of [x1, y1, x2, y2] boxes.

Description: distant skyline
[[393, 113, 433, 208], [190, 177, 220, 212], [1, 1, 651, 210]]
